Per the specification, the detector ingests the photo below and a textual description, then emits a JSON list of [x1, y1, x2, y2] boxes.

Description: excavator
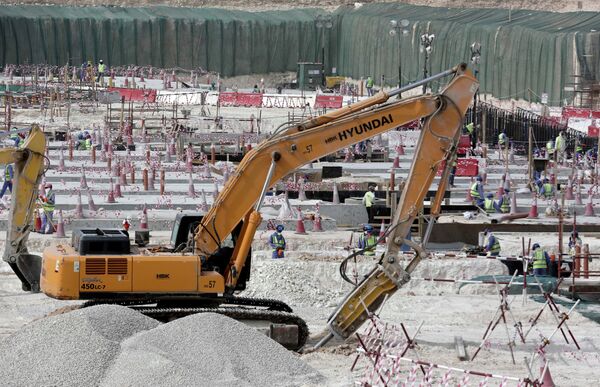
[[3, 63, 478, 350]]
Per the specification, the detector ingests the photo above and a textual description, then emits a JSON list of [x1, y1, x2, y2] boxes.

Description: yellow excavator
[[4, 64, 478, 350]]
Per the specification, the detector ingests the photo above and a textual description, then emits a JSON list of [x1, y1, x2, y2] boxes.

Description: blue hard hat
[[476, 176, 483, 182], [364, 225, 374, 232], [276, 225, 284, 232], [505, 188, 510, 193], [532, 243, 540, 250], [486, 193, 493, 198]]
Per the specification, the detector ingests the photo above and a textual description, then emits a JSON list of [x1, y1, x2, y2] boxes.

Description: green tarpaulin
[[0, 3, 598, 103]]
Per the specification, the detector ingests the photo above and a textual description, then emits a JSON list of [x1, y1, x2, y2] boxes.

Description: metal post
[[255, 154, 279, 212]]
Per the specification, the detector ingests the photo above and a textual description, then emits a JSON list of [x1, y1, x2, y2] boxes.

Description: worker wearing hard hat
[[470, 176, 485, 208], [269, 224, 286, 259], [362, 185, 376, 223], [531, 243, 550, 276], [358, 225, 377, 256], [483, 229, 500, 257], [39, 183, 56, 234], [539, 178, 554, 199]]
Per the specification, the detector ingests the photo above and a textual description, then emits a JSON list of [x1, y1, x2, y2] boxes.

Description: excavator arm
[[1, 125, 47, 291], [195, 64, 478, 295]]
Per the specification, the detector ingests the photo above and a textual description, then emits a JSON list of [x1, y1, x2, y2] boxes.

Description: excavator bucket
[[10, 253, 42, 292]]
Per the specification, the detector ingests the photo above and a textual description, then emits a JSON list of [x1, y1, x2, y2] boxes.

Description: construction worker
[[483, 193, 495, 214], [366, 76, 374, 96], [496, 188, 511, 213], [0, 163, 13, 205], [555, 131, 566, 163], [252, 84, 259, 93], [498, 130, 508, 153], [464, 122, 475, 148], [122, 217, 131, 238], [483, 229, 500, 257], [269, 224, 286, 259], [362, 185, 376, 223], [575, 143, 584, 164], [585, 147, 597, 168], [539, 178, 554, 199], [358, 225, 377, 256], [39, 183, 55, 234], [470, 176, 485, 207], [531, 243, 550, 276], [97, 60, 105, 77]]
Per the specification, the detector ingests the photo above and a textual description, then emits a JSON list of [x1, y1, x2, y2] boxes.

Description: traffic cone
[[465, 178, 473, 202], [392, 155, 400, 169], [313, 213, 324, 232], [540, 365, 555, 387], [510, 192, 518, 214], [54, 210, 66, 238], [295, 207, 307, 235], [87, 190, 97, 212], [298, 179, 307, 201], [203, 163, 211, 178], [584, 192, 595, 216], [114, 180, 122, 198], [378, 219, 386, 244], [565, 177, 574, 200], [397, 142, 405, 156], [212, 182, 219, 201], [80, 166, 88, 189], [187, 172, 196, 198], [528, 195, 538, 218], [140, 204, 148, 230], [58, 148, 65, 172], [575, 185, 583, 205], [332, 183, 340, 204], [107, 179, 116, 203], [200, 189, 209, 212], [73, 190, 84, 218]]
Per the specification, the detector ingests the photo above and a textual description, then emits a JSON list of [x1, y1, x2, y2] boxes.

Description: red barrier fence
[[314, 95, 343, 109], [437, 158, 479, 177], [107, 88, 156, 102], [218, 92, 263, 107]]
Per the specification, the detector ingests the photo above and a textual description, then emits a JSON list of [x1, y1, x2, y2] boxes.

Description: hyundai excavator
[[3, 64, 478, 350]]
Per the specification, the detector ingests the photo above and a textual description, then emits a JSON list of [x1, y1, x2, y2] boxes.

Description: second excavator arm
[[194, 64, 478, 296]]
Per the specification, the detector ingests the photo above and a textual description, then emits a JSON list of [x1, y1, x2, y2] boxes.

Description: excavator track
[[78, 295, 307, 350], [133, 306, 309, 351]]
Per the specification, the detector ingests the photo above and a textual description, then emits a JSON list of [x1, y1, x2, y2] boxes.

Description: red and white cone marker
[[584, 191, 595, 216], [140, 204, 148, 230], [565, 177, 574, 200], [87, 190, 97, 212], [397, 143, 405, 156], [528, 195, 539, 218], [295, 207, 307, 235], [540, 365, 555, 387], [392, 155, 400, 169], [378, 219, 386, 244], [510, 192, 518, 215], [200, 189, 209, 212], [187, 172, 196, 198], [332, 183, 340, 204], [74, 190, 84, 219], [80, 166, 88, 189], [313, 213, 324, 232], [54, 210, 66, 238], [106, 179, 116, 203]]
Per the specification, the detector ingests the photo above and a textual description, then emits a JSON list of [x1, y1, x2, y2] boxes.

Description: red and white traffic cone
[[540, 365, 555, 387], [332, 183, 340, 204], [74, 190, 84, 219], [378, 219, 386, 244], [510, 192, 518, 215], [200, 189, 209, 212], [140, 204, 148, 230], [54, 210, 66, 238], [80, 166, 88, 189], [295, 207, 307, 235], [313, 213, 324, 232], [528, 195, 538, 218], [213, 181, 219, 201], [58, 148, 66, 172], [392, 155, 400, 169], [87, 190, 97, 212], [584, 191, 595, 216], [397, 143, 405, 156], [565, 177, 574, 200], [114, 180, 122, 198], [298, 179, 307, 201], [187, 172, 196, 198], [106, 179, 116, 203]]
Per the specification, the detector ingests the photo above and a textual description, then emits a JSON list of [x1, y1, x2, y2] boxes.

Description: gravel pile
[[101, 312, 322, 387], [0, 304, 160, 387]]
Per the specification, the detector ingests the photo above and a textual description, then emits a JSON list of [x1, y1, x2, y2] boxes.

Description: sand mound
[[101, 312, 322, 387]]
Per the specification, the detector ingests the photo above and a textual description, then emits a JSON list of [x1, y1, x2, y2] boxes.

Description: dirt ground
[[4, 0, 599, 13]]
